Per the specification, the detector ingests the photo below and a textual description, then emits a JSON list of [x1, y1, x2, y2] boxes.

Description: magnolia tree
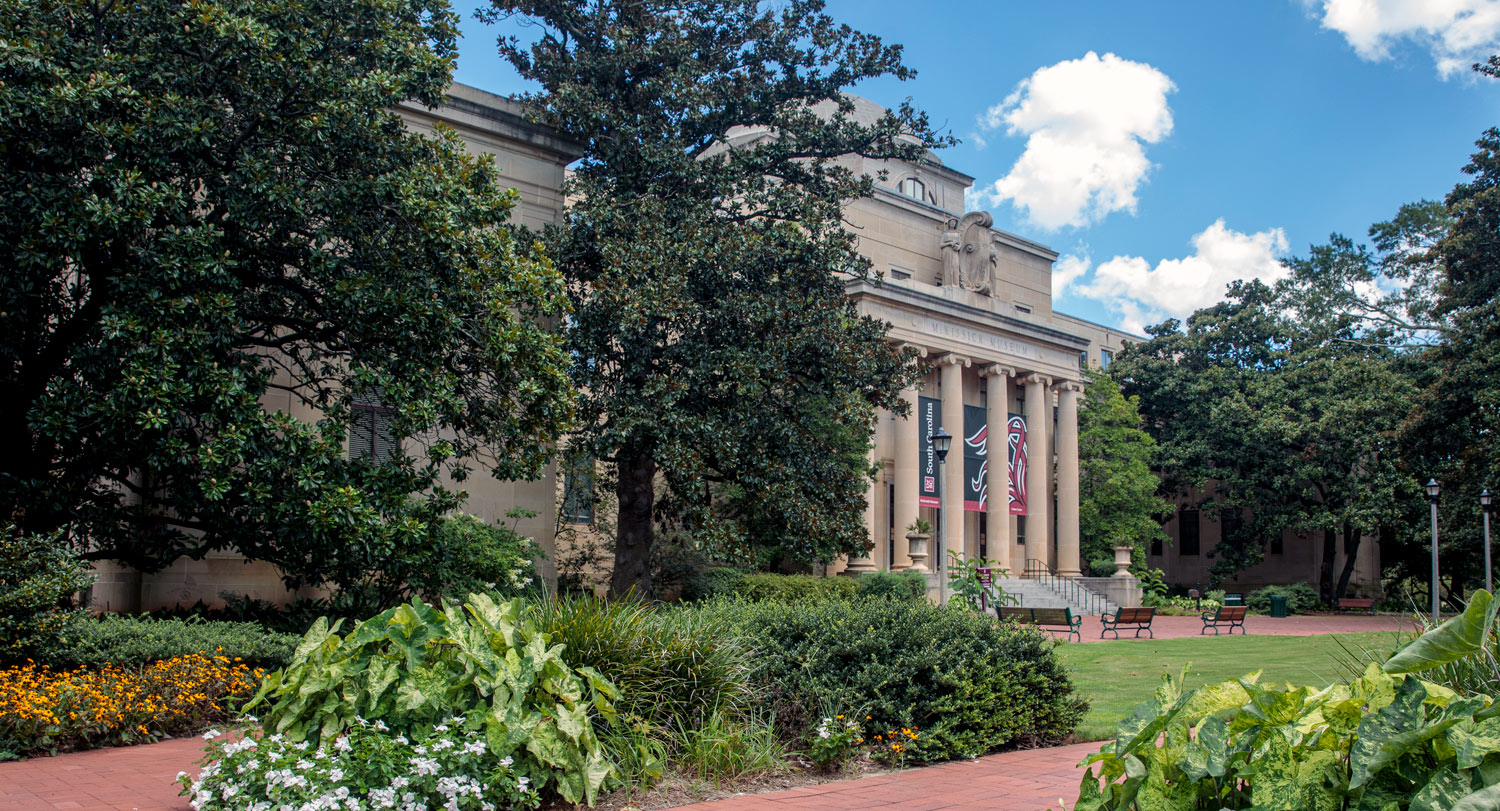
[[0, 0, 574, 608]]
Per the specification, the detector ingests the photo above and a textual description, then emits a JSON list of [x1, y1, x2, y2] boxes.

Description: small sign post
[[977, 566, 993, 612]]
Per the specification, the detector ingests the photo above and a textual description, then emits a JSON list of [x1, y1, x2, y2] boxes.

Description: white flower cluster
[[181, 716, 536, 811]]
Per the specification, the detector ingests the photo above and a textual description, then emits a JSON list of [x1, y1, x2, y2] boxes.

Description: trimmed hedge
[[54, 615, 298, 669], [1246, 583, 1321, 614], [683, 569, 927, 603], [854, 570, 927, 600], [691, 597, 1085, 761]]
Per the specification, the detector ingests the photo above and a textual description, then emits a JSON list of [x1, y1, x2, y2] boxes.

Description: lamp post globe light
[[931, 427, 952, 604], [1427, 478, 1441, 624], [1483, 488, 1494, 594]]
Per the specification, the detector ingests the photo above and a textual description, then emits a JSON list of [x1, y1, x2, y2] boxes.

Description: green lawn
[[1058, 631, 1406, 741]]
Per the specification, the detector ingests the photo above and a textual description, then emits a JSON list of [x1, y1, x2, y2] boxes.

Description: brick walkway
[[0, 614, 1410, 810], [0, 737, 1106, 811], [669, 742, 1103, 811]]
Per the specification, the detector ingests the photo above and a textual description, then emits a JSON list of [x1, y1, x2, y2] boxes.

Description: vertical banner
[[917, 396, 941, 508], [1007, 413, 1028, 515], [963, 404, 987, 512]]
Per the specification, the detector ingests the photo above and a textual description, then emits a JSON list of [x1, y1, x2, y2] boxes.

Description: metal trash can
[[1269, 594, 1288, 618], [1225, 593, 1245, 607]]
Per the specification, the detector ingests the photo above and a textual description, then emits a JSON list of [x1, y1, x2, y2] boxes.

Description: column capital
[[894, 341, 929, 358], [1020, 372, 1053, 387], [1053, 379, 1086, 393], [935, 353, 971, 368], [978, 364, 1016, 379]]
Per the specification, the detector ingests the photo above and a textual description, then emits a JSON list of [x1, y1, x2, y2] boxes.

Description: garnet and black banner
[[963, 405, 987, 512], [1008, 413, 1028, 515], [917, 396, 940, 508], [915, 398, 1025, 514]]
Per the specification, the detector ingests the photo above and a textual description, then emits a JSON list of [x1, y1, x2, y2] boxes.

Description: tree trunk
[[1334, 522, 1359, 602], [1320, 528, 1337, 605], [610, 449, 656, 598]]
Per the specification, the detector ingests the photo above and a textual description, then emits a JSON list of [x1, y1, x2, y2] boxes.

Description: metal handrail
[[1022, 558, 1111, 616]]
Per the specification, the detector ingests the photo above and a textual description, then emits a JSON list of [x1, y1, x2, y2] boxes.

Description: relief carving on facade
[[940, 211, 998, 295]]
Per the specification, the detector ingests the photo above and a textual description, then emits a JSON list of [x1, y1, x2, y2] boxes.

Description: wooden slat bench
[[1337, 598, 1375, 613], [1100, 606, 1156, 639], [1201, 605, 1248, 635], [998, 606, 1083, 642]]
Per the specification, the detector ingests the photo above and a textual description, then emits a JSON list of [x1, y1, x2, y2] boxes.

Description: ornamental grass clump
[[0, 653, 263, 759], [248, 594, 620, 805]]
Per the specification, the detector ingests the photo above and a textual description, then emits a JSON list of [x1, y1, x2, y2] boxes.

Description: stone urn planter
[[1112, 545, 1135, 578], [906, 531, 931, 573]]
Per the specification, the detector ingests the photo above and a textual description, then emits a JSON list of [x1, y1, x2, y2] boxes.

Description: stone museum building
[[89, 84, 1380, 612]]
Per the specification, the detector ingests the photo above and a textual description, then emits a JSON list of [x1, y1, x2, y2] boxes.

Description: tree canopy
[[484, 0, 941, 594], [0, 0, 573, 610], [1076, 371, 1172, 573]]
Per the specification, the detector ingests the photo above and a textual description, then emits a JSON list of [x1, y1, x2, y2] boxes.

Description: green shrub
[[413, 511, 542, 603], [1246, 583, 1321, 614], [0, 524, 91, 662], [855, 570, 927, 601], [526, 594, 752, 731], [681, 566, 745, 601], [1076, 592, 1500, 810], [56, 615, 297, 669], [691, 597, 1085, 762], [736, 572, 859, 602], [252, 595, 620, 805]]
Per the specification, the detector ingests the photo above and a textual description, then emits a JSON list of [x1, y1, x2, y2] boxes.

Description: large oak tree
[[483, 0, 939, 594], [0, 0, 574, 609]]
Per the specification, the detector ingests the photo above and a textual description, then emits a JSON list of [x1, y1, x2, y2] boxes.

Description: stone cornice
[[844, 278, 1092, 349]]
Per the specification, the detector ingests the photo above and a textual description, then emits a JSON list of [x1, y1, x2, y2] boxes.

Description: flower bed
[[0, 653, 264, 759], [183, 718, 537, 811]]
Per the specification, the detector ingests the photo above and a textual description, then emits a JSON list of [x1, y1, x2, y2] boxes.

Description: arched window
[[898, 176, 927, 201]]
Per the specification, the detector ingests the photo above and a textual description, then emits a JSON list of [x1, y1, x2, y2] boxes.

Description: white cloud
[[1072, 220, 1290, 332], [1052, 253, 1091, 298], [1307, 0, 1500, 78], [969, 52, 1176, 230]]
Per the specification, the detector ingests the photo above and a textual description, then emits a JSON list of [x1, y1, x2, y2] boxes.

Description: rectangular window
[[1080, 350, 1089, 369], [1179, 508, 1200, 555], [1016, 516, 1026, 546], [348, 390, 397, 463], [1015, 304, 1032, 315], [890, 266, 913, 280], [561, 461, 595, 524], [1270, 533, 1284, 555], [1100, 348, 1114, 369], [1150, 536, 1163, 556], [1221, 507, 1244, 544]]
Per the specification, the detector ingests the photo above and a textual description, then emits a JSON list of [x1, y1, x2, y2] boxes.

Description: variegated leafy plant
[[250, 594, 620, 805], [1076, 591, 1500, 810]]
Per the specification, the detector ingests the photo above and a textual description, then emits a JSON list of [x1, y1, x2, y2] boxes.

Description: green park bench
[[1100, 605, 1157, 639], [1201, 605, 1248, 635], [997, 606, 1083, 642]]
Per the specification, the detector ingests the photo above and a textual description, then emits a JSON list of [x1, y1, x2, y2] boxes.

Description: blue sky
[[449, 1, 1500, 333]]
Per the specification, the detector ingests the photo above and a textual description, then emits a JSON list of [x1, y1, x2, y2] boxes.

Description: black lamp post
[[1483, 488, 1494, 594], [1427, 478, 1442, 623], [931, 427, 952, 600]]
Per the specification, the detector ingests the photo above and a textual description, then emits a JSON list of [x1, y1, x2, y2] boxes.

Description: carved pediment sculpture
[[939, 211, 996, 295]]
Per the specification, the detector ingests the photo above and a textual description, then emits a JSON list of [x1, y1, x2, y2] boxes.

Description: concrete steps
[[998, 576, 1118, 616]]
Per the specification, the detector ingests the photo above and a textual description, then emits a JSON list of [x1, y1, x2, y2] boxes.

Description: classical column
[[939, 355, 969, 574], [843, 441, 879, 576], [1022, 373, 1052, 572], [1055, 381, 1084, 577], [892, 385, 921, 570], [980, 366, 1014, 574]]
